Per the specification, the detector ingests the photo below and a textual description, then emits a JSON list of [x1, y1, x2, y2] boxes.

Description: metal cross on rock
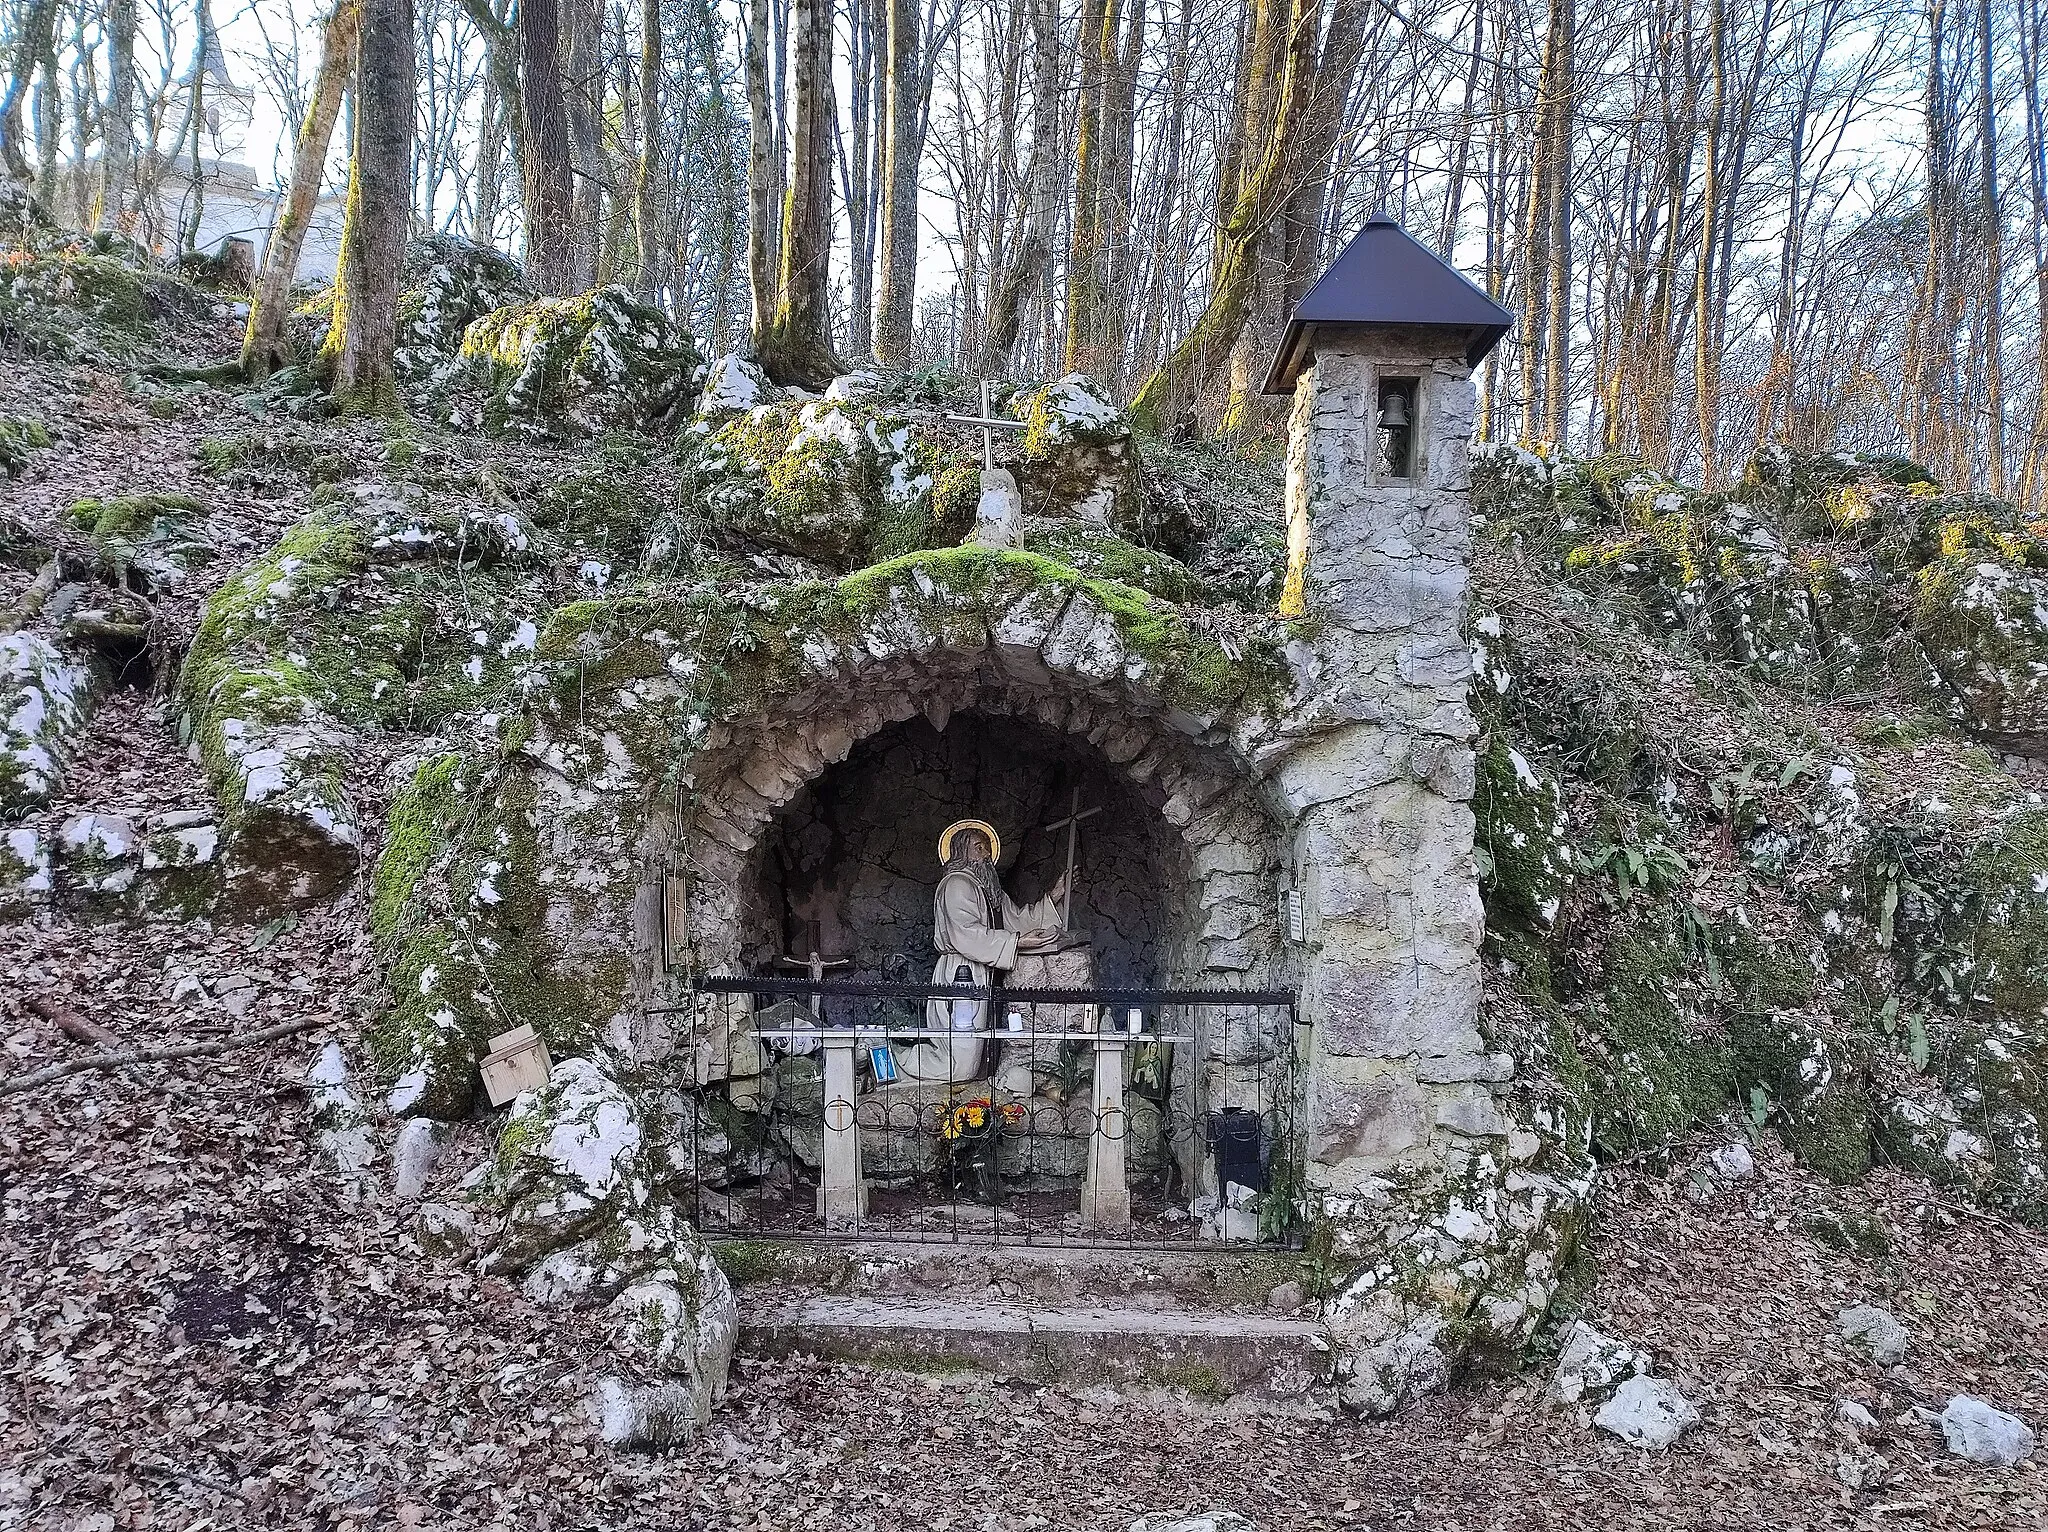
[[943, 378, 1027, 472]]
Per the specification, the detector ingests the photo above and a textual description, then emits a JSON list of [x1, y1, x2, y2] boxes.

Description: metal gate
[[655, 977, 1305, 1249]]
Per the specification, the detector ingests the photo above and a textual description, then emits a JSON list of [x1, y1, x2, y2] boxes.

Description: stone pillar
[[816, 1033, 866, 1225], [1080, 1015, 1132, 1228], [1276, 341, 1497, 1198]]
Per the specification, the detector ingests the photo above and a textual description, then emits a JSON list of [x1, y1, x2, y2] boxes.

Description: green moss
[[373, 752, 464, 943], [1021, 522, 1200, 603], [0, 415, 50, 475], [1476, 737, 1574, 932], [0, 250, 156, 360], [1573, 918, 1733, 1159], [459, 283, 702, 440]]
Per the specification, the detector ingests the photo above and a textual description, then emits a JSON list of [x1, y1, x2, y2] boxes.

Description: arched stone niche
[[670, 649, 1287, 996]]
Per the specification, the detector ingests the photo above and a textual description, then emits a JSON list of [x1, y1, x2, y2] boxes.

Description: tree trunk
[[745, 0, 780, 339], [1064, 0, 1116, 374], [521, 0, 578, 293], [319, 0, 415, 411], [757, 0, 842, 384], [1541, 0, 1573, 448], [2019, 0, 2048, 506], [873, 0, 921, 362], [97, 0, 138, 230], [1693, 0, 1725, 482], [1129, 0, 1326, 435], [1098, 0, 1145, 389], [474, 73, 504, 241], [1978, 0, 2004, 495], [243, 0, 360, 382], [0, 0, 58, 191], [564, 0, 604, 287], [983, 0, 1059, 373], [636, 0, 663, 299]]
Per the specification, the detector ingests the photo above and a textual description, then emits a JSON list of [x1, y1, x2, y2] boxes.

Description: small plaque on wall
[[1281, 888, 1305, 944]]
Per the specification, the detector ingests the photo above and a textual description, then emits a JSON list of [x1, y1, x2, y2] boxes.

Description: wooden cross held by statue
[[943, 378, 1027, 472], [1045, 787, 1102, 932]]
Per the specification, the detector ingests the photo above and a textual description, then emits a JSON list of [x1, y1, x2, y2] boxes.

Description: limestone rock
[[392, 1118, 444, 1201], [57, 812, 138, 895], [304, 1042, 376, 1190], [1939, 1396, 2035, 1467], [1334, 1314, 1450, 1417], [1836, 1303, 1910, 1366], [1128, 1515, 1258, 1532], [1015, 374, 1131, 525], [599, 1242, 738, 1445], [1, 632, 97, 816], [0, 825, 51, 913], [414, 1202, 476, 1258], [491, 1055, 643, 1270], [696, 354, 774, 417], [1594, 1375, 1701, 1449], [458, 284, 702, 440], [394, 234, 529, 387], [968, 466, 1023, 549], [1708, 1141, 1756, 1181], [1836, 1398, 1881, 1433], [1834, 1444, 1890, 1490], [1548, 1320, 1649, 1404]]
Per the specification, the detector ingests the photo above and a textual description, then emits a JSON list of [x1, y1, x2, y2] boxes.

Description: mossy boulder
[[0, 248, 155, 359], [0, 415, 49, 476], [1907, 500, 2048, 751], [1475, 733, 1573, 932], [67, 492, 216, 587], [457, 284, 702, 440], [483, 1053, 738, 1445], [686, 395, 938, 568], [1014, 374, 1133, 523], [396, 234, 530, 388]]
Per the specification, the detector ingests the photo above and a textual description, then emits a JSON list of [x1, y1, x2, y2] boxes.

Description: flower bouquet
[[936, 1095, 1025, 1202]]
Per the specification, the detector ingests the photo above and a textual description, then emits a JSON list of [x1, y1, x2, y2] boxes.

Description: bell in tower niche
[[1376, 378, 1415, 480]]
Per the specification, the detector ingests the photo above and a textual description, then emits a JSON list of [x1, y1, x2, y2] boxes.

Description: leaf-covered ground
[[3, 278, 2045, 1530], [1, 687, 2041, 1532]]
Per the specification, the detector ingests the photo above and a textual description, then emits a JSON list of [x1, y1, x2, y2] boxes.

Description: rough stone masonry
[[1276, 332, 1589, 1415]]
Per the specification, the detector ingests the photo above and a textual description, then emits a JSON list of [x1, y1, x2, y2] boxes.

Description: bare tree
[[319, 0, 415, 409], [243, 0, 359, 380]]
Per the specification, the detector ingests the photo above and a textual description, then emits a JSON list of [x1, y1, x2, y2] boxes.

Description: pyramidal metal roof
[[1260, 213, 1514, 394]]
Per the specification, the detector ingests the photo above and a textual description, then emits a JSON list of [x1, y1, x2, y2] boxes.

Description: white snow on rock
[[1, 632, 95, 810], [1549, 1321, 1650, 1404], [1940, 1396, 2035, 1467], [1594, 1375, 1701, 1448], [512, 1055, 641, 1198], [697, 354, 772, 415], [1836, 1303, 1910, 1366]]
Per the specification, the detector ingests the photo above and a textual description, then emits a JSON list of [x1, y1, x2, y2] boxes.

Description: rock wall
[[754, 711, 1192, 995]]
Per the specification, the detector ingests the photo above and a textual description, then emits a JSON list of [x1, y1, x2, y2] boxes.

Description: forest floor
[[3, 346, 2047, 1532]]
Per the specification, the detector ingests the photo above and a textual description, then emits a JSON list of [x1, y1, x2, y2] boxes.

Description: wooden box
[[480, 1025, 554, 1106]]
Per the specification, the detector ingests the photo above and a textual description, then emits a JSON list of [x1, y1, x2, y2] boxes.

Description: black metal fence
[[651, 976, 1305, 1250]]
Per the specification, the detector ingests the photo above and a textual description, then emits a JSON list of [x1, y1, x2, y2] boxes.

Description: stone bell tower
[[1260, 215, 1515, 1198]]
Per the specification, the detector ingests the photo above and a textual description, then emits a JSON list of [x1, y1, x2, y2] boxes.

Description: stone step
[[715, 1237, 1314, 1311], [737, 1290, 1329, 1399]]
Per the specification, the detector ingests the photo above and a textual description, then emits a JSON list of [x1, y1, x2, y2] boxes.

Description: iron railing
[[651, 977, 1305, 1250]]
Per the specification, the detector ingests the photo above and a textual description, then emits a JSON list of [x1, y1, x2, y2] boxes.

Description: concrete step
[[714, 1237, 1314, 1313], [738, 1288, 1329, 1400]]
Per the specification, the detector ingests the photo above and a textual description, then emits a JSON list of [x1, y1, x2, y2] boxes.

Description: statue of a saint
[[895, 819, 1067, 1085]]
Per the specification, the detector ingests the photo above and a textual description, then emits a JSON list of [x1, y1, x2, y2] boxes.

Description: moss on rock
[[458, 284, 702, 440]]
